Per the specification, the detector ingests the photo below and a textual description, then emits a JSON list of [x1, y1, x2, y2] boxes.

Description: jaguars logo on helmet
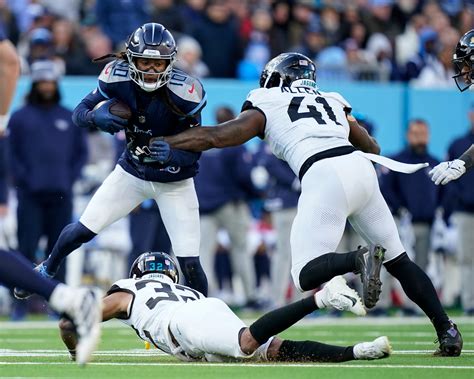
[[125, 23, 177, 92], [129, 251, 179, 283], [259, 52, 316, 89], [452, 29, 474, 92]]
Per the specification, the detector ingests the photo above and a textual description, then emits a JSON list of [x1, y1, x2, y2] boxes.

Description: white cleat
[[353, 336, 392, 360], [315, 276, 366, 316], [66, 288, 103, 366]]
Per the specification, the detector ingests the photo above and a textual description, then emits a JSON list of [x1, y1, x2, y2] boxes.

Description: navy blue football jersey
[[75, 59, 207, 182]]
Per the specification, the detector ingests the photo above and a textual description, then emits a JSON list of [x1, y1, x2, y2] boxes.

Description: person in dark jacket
[[380, 119, 440, 271], [190, 0, 242, 78], [7, 60, 88, 285]]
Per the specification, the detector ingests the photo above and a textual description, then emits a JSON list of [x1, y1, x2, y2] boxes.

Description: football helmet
[[259, 52, 316, 88], [452, 29, 474, 92], [125, 23, 177, 92], [129, 251, 179, 283]]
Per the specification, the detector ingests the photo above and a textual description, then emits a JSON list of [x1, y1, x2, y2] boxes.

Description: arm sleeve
[[72, 89, 108, 128]]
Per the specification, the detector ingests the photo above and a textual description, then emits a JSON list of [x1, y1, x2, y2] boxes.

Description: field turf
[[0, 317, 472, 379]]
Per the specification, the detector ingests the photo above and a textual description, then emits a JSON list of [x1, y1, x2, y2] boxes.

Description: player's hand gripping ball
[[91, 99, 131, 134]]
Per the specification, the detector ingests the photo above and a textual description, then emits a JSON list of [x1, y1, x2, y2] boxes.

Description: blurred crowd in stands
[[0, 0, 473, 86]]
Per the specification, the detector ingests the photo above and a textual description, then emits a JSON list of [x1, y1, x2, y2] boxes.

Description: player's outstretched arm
[[429, 145, 473, 185], [347, 115, 380, 155], [59, 292, 132, 360], [162, 110, 265, 152]]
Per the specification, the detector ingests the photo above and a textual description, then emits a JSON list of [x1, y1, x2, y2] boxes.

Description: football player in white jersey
[[159, 53, 463, 356], [60, 251, 392, 363]]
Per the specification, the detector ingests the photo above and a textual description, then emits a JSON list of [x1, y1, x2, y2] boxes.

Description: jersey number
[[287, 96, 341, 126], [135, 280, 200, 310]]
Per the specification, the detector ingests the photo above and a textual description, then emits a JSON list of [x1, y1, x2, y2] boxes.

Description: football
[[93, 99, 132, 120]]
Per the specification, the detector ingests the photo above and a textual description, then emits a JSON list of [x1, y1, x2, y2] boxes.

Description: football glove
[[429, 159, 466, 185], [90, 100, 128, 135], [149, 140, 172, 164]]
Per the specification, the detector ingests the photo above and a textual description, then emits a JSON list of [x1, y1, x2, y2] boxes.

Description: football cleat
[[13, 262, 52, 300], [353, 336, 392, 360], [434, 321, 463, 357], [64, 288, 103, 365], [355, 244, 385, 309], [316, 276, 366, 316]]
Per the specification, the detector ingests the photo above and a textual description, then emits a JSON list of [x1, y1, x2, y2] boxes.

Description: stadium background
[[0, 0, 473, 377]]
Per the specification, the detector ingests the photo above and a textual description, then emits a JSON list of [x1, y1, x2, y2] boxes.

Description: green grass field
[[0, 317, 472, 379]]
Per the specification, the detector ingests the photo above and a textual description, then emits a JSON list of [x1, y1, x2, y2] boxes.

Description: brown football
[[93, 99, 132, 120]]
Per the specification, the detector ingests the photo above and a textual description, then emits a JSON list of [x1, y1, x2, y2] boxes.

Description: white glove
[[429, 159, 466, 185]]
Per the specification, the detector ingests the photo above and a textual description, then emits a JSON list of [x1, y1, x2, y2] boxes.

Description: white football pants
[[290, 152, 405, 291], [80, 165, 200, 257]]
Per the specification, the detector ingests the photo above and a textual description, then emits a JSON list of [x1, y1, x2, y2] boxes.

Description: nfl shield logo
[[139, 115, 146, 123]]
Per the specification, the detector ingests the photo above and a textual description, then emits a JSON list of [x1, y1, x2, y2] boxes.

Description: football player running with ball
[[60, 251, 392, 363], [429, 30, 474, 185], [14, 23, 208, 298], [160, 52, 463, 356]]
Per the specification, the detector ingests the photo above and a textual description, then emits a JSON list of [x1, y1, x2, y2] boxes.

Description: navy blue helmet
[[453, 29, 474, 92], [259, 53, 316, 89], [125, 23, 177, 92], [129, 251, 179, 283]]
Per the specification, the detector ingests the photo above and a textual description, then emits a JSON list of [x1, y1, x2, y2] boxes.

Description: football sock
[[299, 251, 358, 291], [44, 222, 96, 275], [249, 296, 317, 345], [177, 256, 208, 296], [0, 249, 58, 299], [385, 252, 450, 333], [276, 340, 354, 362]]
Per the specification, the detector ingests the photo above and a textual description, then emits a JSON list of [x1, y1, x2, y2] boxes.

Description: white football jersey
[[108, 276, 205, 356], [245, 85, 353, 176]]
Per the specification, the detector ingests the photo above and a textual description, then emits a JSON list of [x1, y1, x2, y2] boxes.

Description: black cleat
[[355, 244, 385, 309], [14, 262, 52, 300], [434, 321, 463, 357]]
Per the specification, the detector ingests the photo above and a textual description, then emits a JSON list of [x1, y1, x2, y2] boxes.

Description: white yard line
[[0, 361, 472, 369]]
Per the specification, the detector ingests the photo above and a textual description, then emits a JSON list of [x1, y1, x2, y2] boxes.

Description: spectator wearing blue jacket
[[95, 0, 149, 49], [258, 143, 302, 307], [194, 106, 258, 304], [7, 61, 88, 286], [380, 119, 440, 271], [445, 108, 474, 315]]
